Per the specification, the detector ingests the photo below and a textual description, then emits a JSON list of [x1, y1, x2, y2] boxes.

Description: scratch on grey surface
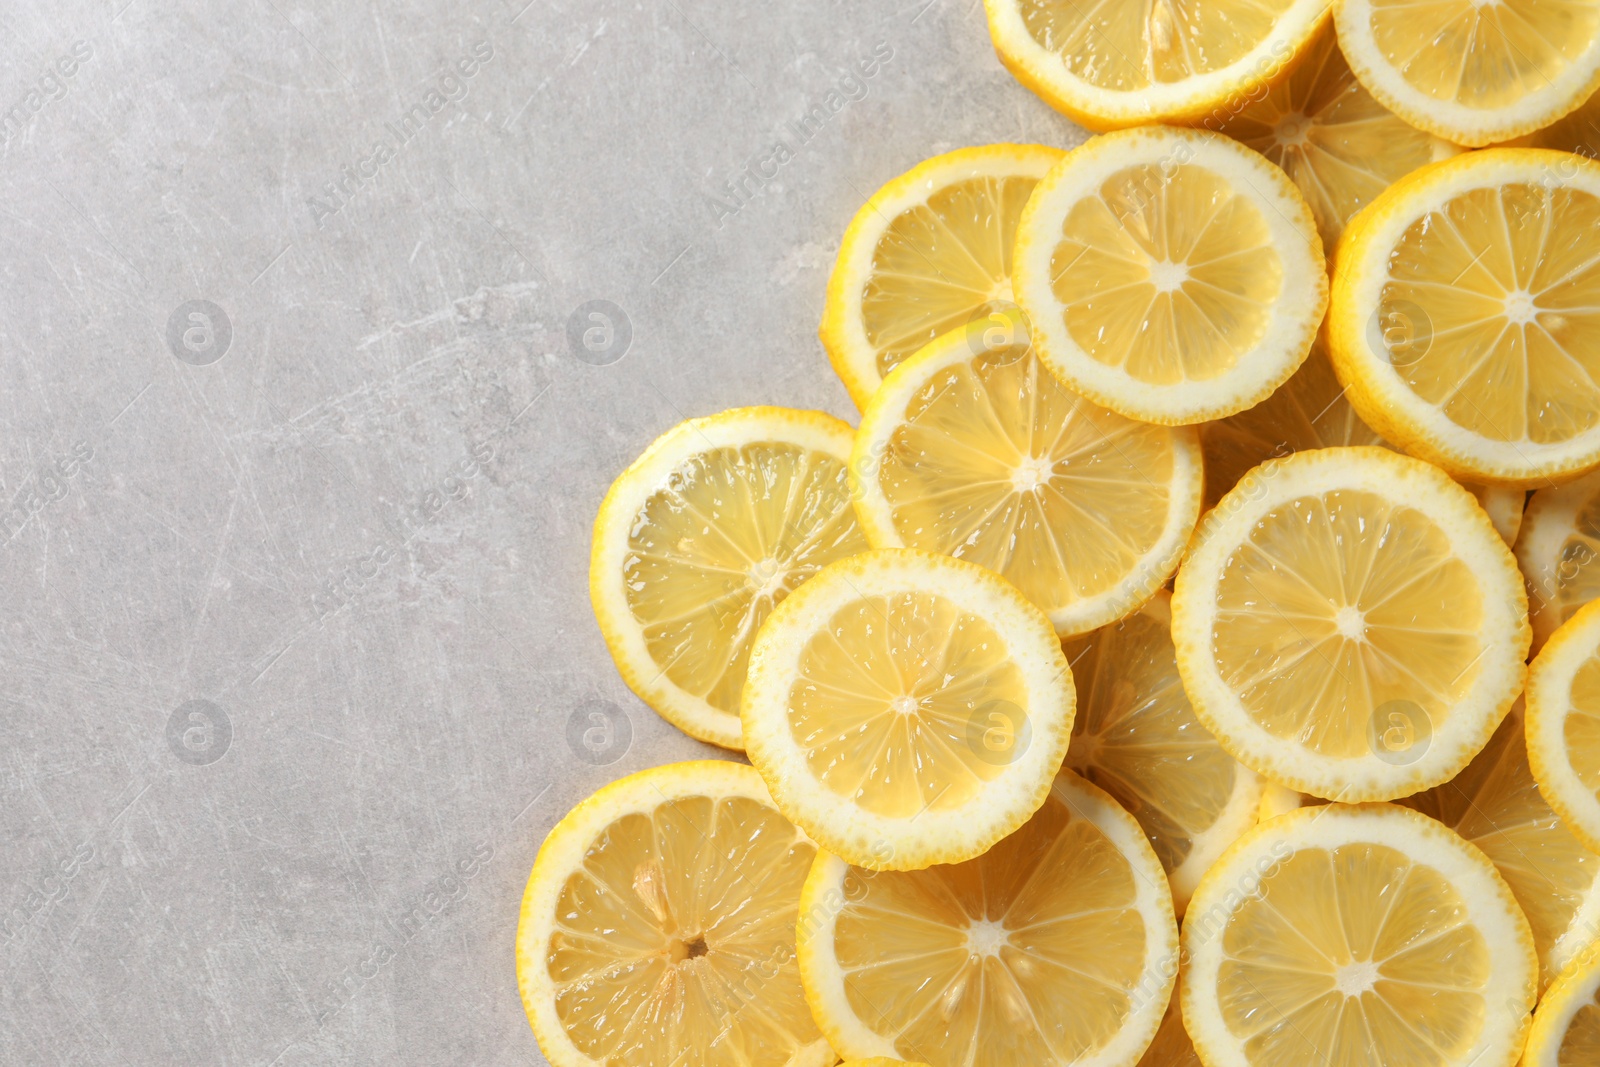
[[356, 280, 544, 350]]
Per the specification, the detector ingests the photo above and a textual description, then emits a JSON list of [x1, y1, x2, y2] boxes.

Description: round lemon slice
[[1524, 939, 1600, 1067], [1334, 0, 1600, 147], [820, 144, 1064, 410], [1328, 148, 1600, 486], [1181, 803, 1538, 1067], [1062, 592, 1261, 913], [1517, 469, 1600, 652], [1171, 446, 1531, 802], [591, 407, 868, 749], [981, 0, 1329, 131], [1529, 599, 1600, 857], [1201, 21, 1461, 249], [1013, 126, 1327, 426], [851, 310, 1202, 636], [1199, 339, 1526, 543], [796, 770, 1178, 1067], [1401, 703, 1600, 990], [515, 761, 832, 1067], [742, 549, 1074, 871]]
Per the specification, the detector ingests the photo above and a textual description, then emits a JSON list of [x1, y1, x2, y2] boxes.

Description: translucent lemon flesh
[[625, 442, 866, 715], [1016, 0, 1298, 91], [1405, 709, 1600, 987], [788, 592, 1028, 818], [863, 175, 1039, 382], [830, 787, 1150, 1063], [1547, 499, 1600, 636], [1367, 0, 1600, 110], [1213, 490, 1485, 758], [1218, 843, 1490, 1063], [546, 794, 820, 1065], [1050, 163, 1283, 384], [1207, 22, 1446, 246], [1200, 341, 1381, 508], [1064, 607, 1239, 874], [877, 341, 1181, 612], [1568, 656, 1600, 799], [1380, 183, 1600, 446], [1563, 998, 1600, 1061]]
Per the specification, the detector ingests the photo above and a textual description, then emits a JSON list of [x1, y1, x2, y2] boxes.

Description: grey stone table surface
[[0, 1, 1087, 1062]]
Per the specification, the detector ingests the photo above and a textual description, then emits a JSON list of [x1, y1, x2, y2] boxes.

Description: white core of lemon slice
[[1518, 468, 1600, 653], [797, 771, 1177, 1067], [1062, 592, 1261, 914], [1524, 940, 1600, 1067], [1334, 0, 1600, 146], [1401, 702, 1600, 990], [1328, 148, 1600, 486], [982, 0, 1330, 131], [1202, 20, 1462, 249], [1013, 126, 1327, 425], [1172, 446, 1531, 802], [1529, 599, 1600, 858], [852, 311, 1202, 637], [742, 548, 1074, 871], [1181, 803, 1537, 1067], [515, 761, 833, 1067], [590, 407, 867, 749], [821, 144, 1064, 410]]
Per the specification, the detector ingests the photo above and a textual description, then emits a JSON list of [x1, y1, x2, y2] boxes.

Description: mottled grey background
[[0, 1, 1085, 1062]]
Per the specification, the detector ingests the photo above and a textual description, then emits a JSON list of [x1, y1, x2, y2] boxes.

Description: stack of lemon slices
[[518, 3, 1600, 1066]]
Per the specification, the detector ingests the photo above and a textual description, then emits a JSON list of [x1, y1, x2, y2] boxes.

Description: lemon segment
[[742, 549, 1074, 871], [590, 407, 868, 749], [797, 771, 1178, 1067], [1333, 0, 1600, 146], [1201, 20, 1461, 248], [852, 310, 1202, 636], [1013, 126, 1327, 425], [1062, 592, 1261, 913], [515, 761, 833, 1067], [1328, 148, 1600, 486], [1523, 939, 1600, 1067], [1518, 469, 1600, 653], [1181, 803, 1538, 1067], [821, 144, 1064, 410], [1529, 599, 1600, 858], [1199, 340, 1525, 543], [1402, 703, 1600, 990], [982, 0, 1330, 131], [1172, 446, 1531, 802]]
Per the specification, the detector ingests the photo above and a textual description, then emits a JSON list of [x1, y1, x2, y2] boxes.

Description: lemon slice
[[1171, 446, 1531, 802], [1402, 703, 1600, 990], [591, 407, 868, 749], [1199, 339, 1526, 543], [852, 310, 1202, 636], [515, 761, 832, 1067], [981, 0, 1329, 131], [1518, 469, 1600, 652], [1328, 148, 1600, 486], [1529, 599, 1600, 857], [1062, 592, 1261, 913], [1334, 0, 1600, 146], [797, 770, 1177, 1067], [820, 144, 1064, 410], [1524, 939, 1600, 1067], [742, 548, 1074, 871], [1013, 126, 1327, 426], [1201, 21, 1461, 248], [1137, 990, 1201, 1067], [1181, 803, 1537, 1067]]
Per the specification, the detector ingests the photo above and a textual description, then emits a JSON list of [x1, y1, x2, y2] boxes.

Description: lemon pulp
[[625, 442, 866, 715]]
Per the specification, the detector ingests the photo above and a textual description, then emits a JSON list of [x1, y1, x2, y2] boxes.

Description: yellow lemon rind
[[1523, 938, 1600, 1067], [1528, 598, 1600, 858]]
